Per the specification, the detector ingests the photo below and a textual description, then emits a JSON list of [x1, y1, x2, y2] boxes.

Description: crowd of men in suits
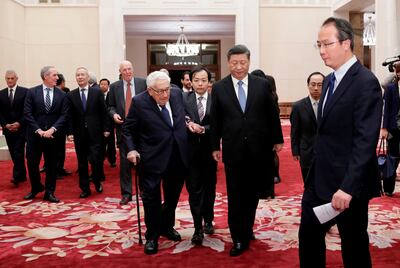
[[0, 17, 397, 265]]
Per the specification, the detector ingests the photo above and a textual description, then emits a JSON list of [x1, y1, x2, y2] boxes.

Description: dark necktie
[[81, 89, 87, 111], [325, 74, 336, 108], [125, 82, 132, 116], [237, 80, 246, 112], [9, 88, 14, 105], [197, 96, 204, 121], [160, 105, 172, 127], [45, 88, 51, 112]]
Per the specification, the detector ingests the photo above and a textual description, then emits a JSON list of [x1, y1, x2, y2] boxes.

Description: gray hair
[[88, 71, 97, 84], [40, 66, 55, 80], [146, 71, 171, 88], [159, 68, 170, 76], [5, 70, 18, 78]]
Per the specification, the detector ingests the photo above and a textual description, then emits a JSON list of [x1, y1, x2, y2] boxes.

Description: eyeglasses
[[314, 40, 341, 50], [151, 87, 170, 95]]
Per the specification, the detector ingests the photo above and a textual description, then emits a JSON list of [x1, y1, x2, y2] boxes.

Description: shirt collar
[[195, 91, 208, 100], [42, 84, 54, 90], [309, 95, 319, 104], [231, 75, 249, 87], [334, 55, 357, 85], [9, 85, 17, 91]]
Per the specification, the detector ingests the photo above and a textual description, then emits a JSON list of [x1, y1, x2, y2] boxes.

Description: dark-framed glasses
[[151, 87, 170, 95]]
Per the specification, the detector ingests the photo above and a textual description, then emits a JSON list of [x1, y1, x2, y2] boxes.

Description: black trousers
[[224, 162, 260, 244], [5, 132, 26, 182], [186, 154, 217, 230], [74, 131, 103, 192], [299, 185, 371, 268], [103, 127, 116, 165], [383, 128, 399, 194], [26, 136, 58, 194], [300, 166, 310, 184], [141, 144, 186, 241]]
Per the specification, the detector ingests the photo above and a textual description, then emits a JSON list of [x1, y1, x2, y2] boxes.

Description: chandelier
[[363, 13, 376, 46], [166, 26, 200, 57]]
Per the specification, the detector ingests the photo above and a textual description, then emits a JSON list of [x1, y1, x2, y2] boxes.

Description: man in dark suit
[[181, 71, 192, 92], [183, 66, 218, 245], [381, 62, 400, 196], [99, 78, 116, 168], [107, 60, 147, 205], [290, 72, 324, 183], [24, 66, 68, 203], [298, 17, 383, 268], [210, 45, 284, 256], [67, 67, 109, 198], [0, 70, 28, 186], [123, 71, 188, 255]]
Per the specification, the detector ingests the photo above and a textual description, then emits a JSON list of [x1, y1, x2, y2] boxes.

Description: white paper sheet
[[313, 202, 342, 224]]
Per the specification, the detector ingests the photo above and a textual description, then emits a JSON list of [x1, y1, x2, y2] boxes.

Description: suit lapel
[[320, 61, 361, 127], [304, 97, 317, 123], [188, 92, 200, 122], [205, 92, 212, 116], [225, 76, 243, 113], [118, 81, 125, 112]]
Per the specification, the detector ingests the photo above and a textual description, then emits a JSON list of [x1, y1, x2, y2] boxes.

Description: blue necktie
[[45, 88, 51, 112], [325, 74, 336, 107], [237, 80, 246, 112], [160, 105, 172, 127], [81, 89, 87, 112]]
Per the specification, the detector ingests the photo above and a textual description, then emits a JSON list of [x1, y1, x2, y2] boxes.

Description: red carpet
[[0, 122, 399, 268]]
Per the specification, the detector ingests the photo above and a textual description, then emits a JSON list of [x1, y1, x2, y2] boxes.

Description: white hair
[[146, 71, 171, 88]]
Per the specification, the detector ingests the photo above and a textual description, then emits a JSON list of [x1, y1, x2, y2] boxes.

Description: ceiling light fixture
[[166, 26, 200, 57]]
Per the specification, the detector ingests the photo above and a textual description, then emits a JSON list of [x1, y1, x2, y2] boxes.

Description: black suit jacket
[[24, 85, 68, 141], [0, 86, 28, 136], [183, 91, 214, 161], [107, 78, 147, 144], [383, 81, 399, 130], [310, 60, 382, 201], [122, 87, 189, 174], [210, 74, 283, 165], [290, 96, 317, 168], [67, 87, 109, 146]]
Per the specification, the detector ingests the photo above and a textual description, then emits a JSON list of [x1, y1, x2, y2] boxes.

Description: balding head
[[119, 60, 134, 82]]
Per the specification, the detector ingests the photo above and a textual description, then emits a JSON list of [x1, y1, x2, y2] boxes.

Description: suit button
[[244, 136, 247, 140]]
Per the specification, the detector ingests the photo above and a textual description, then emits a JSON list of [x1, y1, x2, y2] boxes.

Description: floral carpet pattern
[[1, 190, 399, 263]]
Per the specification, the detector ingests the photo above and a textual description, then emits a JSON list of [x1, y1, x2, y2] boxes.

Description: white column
[[98, 0, 125, 81], [235, 0, 260, 70], [375, 0, 399, 82]]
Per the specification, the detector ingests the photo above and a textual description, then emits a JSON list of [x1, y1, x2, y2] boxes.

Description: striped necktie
[[197, 96, 204, 121], [45, 88, 51, 112]]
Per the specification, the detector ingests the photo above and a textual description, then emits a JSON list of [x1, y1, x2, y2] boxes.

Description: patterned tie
[[197, 96, 205, 121], [125, 82, 132, 116], [81, 89, 87, 112], [324, 74, 336, 110], [9, 88, 14, 105], [237, 80, 246, 112], [45, 88, 51, 112], [160, 105, 172, 127]]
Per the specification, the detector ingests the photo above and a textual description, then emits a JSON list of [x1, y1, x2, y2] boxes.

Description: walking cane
[[133, 161, 143, 245]]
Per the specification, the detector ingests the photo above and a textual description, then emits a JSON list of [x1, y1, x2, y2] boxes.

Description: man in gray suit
[[107, 60, 147, 205]]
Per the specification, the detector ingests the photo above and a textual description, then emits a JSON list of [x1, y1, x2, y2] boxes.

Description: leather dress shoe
[[43, 193, 60, 203], [161, 228, 181, 241], [24, 187, 44, 200], [39, 167, 46, 173], [204, 222, 214, 234], [144, 240, 158, 255], [191, 230, 204, 245], [80, 191, 91, 198], [95, 183, 103, 193], [119, 196, 132, 205], [229, 242, 249, 257], [57, 169, 72, 177]]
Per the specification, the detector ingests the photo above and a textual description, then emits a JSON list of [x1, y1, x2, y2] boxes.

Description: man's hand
[[396, 162, 400, 177], [104, 132, 110, 137], [42, 128, 55, 139], [113, 114, 124, 124], [187, 121, 204, 134], [273, 143, 283, 152], [127, 150, 140, 165], [293, 155, 300, 161], [331, 189, 352, 211], [380, 128, 388, 139], [212, 150, 220, 162]]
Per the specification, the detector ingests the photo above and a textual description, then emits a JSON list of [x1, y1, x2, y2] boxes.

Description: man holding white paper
[[298, 17, 382, 268]]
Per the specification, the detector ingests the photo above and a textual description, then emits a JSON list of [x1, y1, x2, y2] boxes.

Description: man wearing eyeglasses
[[290, 71, 324, 183], [122, 71, 188, 255], [107, 60, 147, 205], [299, 17, 382, 268]]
